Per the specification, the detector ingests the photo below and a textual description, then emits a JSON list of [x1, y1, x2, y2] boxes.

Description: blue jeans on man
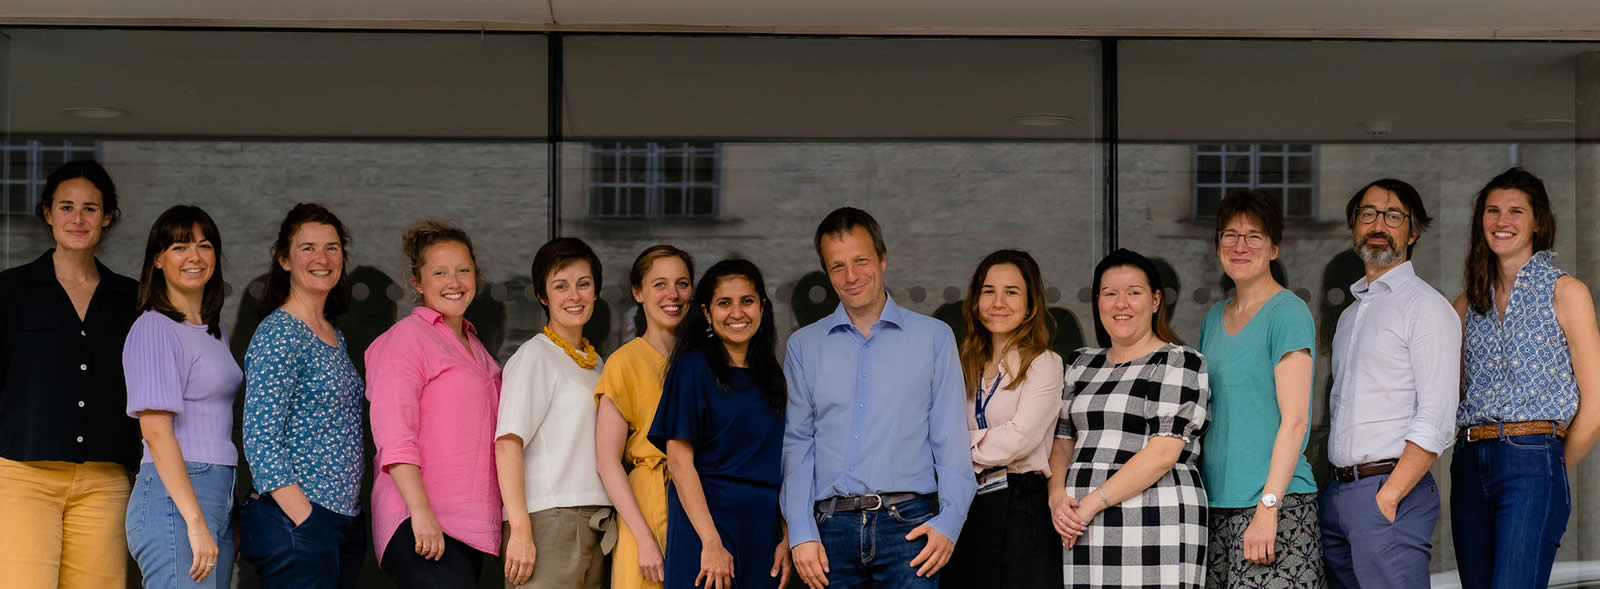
[[815, 496, 940, 588], [1320, 471, 1439, 589], [1450, 433, 1570, 589]]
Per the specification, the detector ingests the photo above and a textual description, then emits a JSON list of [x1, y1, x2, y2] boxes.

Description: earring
[[705, 324, 715, 338]]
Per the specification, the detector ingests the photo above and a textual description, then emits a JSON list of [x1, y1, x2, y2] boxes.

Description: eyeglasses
[[1354, 206, 1411, 228], [1219, 232, 1267, 249]]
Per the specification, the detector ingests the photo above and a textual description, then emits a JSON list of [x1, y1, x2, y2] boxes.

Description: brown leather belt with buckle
[[1462, 421, 1568, 443], [1333, 460, 1397, 483], [815, 492, 926, 514]]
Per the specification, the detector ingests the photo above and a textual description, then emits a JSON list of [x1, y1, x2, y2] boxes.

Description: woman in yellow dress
[[596, 245, 696, 589]]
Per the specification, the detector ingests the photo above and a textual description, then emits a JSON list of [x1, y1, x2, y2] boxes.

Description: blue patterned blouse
[[1459, 251, 1578, 426], [243, 309, 366, 516]]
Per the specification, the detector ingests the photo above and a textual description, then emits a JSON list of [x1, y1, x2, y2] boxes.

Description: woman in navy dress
[[649, 259, 791, 589]]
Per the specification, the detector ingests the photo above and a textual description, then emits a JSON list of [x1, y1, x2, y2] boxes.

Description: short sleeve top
[[123, 310, 243, 466], [648, 347, 783, 488], [1197, 291, 1318, 507]]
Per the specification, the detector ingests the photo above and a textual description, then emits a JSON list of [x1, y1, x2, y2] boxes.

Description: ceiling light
[[1506, 118, 1574, 132], [1013, 115, 1073, 128], [62, 107, 126, 120]]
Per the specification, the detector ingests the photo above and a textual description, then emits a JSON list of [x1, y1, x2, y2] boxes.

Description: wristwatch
[[1260, 493, 1280, 508]]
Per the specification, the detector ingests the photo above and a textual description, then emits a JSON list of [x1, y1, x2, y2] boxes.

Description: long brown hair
[[1464, 167, 1556, 315], [136, 205, 225, 338], [262, 203, 352, 319], [960, 250, 1053, 398]]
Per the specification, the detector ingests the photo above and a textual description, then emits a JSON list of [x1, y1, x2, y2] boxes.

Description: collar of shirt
[[1349, 260, 1417, 301], [823, 292, 907, 336], [24, 249, 132, 294], [409, 304, 479, 335]]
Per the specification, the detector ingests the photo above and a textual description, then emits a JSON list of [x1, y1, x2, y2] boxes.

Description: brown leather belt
[[1333, 460, 1397, 483], [1462, 421, 1568, 443], [816, 492, 927, 513]]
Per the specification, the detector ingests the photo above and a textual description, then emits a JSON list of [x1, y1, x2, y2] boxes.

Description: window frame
[[1191, 143, 1318, 220]]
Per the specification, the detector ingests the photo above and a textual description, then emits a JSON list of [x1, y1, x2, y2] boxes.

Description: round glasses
[[1219, 232, 1267, 249], [1354, 206, 1411, 228]]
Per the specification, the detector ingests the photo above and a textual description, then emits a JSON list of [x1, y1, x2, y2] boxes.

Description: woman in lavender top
[[240, 204, 367, 589], [123, 205, 242, 588]]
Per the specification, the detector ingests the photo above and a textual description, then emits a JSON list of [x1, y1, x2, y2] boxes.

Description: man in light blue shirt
[[782, 207, 975, 589]]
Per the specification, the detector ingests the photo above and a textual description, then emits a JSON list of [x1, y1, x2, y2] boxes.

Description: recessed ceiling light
[[62, 107, 127, 120], [1013, 115, 1073, 128], [1506, 117, 1574, 132]]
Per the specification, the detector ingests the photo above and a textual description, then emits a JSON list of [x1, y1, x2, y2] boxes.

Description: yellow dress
[[595, 337, 670, 589]]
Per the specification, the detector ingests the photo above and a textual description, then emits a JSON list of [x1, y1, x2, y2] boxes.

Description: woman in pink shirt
[[940, 249, 1065, 588], [365, 221, 504, 588]]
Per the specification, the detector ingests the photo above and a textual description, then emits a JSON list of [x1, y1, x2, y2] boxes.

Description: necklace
[[544, 325, 598, 369]]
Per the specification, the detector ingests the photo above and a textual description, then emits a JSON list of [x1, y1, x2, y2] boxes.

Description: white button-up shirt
[[1329, 261, 1461, 467]]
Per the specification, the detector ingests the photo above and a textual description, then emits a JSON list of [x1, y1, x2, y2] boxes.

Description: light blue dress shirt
[[780, 294, 976, 547]]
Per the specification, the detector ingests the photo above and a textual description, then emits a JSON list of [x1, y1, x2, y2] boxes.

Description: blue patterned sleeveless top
[[1458, 251, 1577, 426]]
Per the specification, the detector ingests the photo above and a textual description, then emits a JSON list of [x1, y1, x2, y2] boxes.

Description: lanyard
[[974, 373, 1004, 429]]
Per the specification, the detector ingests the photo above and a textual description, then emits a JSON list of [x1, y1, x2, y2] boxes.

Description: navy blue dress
[[648, 348, 784, 589]]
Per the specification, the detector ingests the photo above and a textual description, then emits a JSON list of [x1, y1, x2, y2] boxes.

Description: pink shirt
[[366, 307, 503, 561], [967, 349, 1064, 476]]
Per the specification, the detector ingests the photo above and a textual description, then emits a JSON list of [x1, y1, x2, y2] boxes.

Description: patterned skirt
[[1063, 464, 1208, 588], [1205, 493, 1326, 589]]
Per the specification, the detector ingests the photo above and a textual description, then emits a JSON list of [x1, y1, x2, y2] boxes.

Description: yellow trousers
[[0, 457, 130, 589]]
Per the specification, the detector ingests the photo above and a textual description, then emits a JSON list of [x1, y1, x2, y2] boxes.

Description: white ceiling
[[6, 0, 1600, 39]]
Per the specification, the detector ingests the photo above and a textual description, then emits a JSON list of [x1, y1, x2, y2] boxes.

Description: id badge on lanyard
[[974, 373, 1009, 495]]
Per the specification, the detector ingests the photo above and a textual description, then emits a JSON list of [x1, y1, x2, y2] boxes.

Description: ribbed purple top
[[123, 310, 243, 466]]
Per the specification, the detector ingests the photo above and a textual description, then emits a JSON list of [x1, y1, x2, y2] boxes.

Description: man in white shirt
[[1321, 178, 1461, 589]]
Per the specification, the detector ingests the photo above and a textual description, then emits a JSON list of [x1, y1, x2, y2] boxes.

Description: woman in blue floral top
[[240, 204, 367, 589], [1452, 168, 1600, 589]]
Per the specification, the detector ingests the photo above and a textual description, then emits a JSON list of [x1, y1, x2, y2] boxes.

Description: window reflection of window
[[1192, 144, 1316, 219], [1, 139, 102, 216], [587, 142, 720, 219]]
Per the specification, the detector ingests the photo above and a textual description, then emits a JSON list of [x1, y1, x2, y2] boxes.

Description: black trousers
[[380, 518, 488, 589], [939, 472, 1062, 589]]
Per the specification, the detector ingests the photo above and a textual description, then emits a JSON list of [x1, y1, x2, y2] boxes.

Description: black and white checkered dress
[[1056, 344, 1210, 589]]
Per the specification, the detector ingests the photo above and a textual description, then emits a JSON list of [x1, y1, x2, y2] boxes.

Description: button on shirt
[[781, 295, 976, 546], [0, 250, 140, 467], [1329, 262, 1460, 467]]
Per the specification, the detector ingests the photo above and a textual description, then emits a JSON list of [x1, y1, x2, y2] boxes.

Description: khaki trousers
[[0, 456, 130, 589], [504, 506, 610, 589]]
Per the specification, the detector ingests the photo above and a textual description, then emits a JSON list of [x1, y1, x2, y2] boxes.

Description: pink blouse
[[366, 306, 503, 561], [967, 349, 1064, 476]]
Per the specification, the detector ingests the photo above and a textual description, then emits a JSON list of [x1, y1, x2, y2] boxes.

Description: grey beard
[[1355, 241, 1403, 266]]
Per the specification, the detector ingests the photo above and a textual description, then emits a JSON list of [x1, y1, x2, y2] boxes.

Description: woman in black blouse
[[0, 160, 141, 588]]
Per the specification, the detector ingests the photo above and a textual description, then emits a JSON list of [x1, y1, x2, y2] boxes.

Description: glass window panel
[[1224, 155, 1251, 184], [690, 188, 715, 216], [663, 187, 684, 215], [1258, 143, 1284, 152], [663, 155, 685, 183], [1259, 155, 1284, 184], [1196, 155, 1221, 184], [1288, 154, 1314, 184]]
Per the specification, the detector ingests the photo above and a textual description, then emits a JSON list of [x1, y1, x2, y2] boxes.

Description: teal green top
[[1198, 289, 1318, 508]]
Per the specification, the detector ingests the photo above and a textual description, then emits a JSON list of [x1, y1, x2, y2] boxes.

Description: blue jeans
[[815, 496, 940, 589], [238, 494, 364, 589], [125, 461, 236, 589], [1451, 432, 1570, 589], [1320, 471, 1439, 589]]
